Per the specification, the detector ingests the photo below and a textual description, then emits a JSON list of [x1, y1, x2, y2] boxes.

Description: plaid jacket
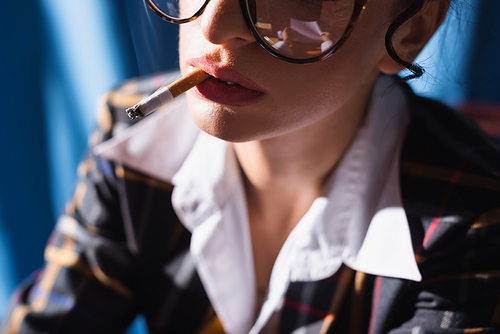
[[2, 73, 500, 334]]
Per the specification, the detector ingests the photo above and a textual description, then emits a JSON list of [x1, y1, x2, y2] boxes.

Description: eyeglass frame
[[144, 0, 370, 64]]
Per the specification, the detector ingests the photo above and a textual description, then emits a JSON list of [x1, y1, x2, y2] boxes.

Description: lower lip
[[194, 77, 264, 106]]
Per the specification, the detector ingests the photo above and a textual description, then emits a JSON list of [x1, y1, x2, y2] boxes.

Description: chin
[[187, 98, 258, 142], [185, 94, 313, 143]]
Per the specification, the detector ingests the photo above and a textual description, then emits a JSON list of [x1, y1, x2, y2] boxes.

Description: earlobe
[[377, 0, 449, 75]]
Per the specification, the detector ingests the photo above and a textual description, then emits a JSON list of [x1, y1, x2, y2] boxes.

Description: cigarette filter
[[126, 68, 209, 119]]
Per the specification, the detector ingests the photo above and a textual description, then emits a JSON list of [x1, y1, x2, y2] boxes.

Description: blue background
[[1, 0, 499, 332]]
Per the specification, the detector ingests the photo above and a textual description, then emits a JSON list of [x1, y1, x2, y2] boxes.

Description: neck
[[232, 84, 371, 216], [233, 75, 375, 296]]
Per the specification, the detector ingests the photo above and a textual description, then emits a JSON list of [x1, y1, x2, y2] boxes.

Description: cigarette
[[126, 68, 209, 119]]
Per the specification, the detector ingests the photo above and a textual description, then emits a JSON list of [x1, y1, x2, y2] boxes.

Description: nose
[[200, 0, 255, 46]]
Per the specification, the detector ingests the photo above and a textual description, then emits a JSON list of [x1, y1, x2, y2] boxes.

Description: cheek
[[178, 23, 201, 72], [178, 26, 190, 71]]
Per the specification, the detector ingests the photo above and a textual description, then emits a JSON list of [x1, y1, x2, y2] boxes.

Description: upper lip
[[191, 57, 266, 93]]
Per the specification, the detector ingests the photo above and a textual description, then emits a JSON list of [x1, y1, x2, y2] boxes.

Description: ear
[[378, 0, 449, 74]]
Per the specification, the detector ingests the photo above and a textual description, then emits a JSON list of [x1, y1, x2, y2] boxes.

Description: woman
[[2, 0, 500, 333]]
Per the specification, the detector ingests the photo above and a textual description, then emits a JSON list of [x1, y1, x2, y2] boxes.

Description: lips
[[191, 57, 265, 106]]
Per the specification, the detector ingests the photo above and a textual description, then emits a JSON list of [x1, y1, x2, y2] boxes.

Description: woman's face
[[179, 0, 403, 142]]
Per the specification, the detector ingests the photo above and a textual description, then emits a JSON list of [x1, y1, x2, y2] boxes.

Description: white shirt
[[95, 74, 421, 334]]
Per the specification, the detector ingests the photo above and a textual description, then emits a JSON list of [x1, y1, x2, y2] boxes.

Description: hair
[[385, 0, 452, 81]]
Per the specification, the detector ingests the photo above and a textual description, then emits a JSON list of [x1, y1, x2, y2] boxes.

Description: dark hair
[[385, 0, 451, 81]]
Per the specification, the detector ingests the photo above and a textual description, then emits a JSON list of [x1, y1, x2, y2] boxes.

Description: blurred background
[[0, 0, 499, 333]]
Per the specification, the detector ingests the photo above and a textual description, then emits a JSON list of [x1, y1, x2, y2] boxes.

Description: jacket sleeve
[[0, 88, 143, 334]]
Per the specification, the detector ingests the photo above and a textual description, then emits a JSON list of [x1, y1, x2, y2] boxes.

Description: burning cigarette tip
[[126, 104, 141, 120]]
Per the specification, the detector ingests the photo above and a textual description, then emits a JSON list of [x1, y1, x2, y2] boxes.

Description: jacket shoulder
[[400, 89, 500, 277], [401, 88, 500, 203], [402, 90, 500, 178]]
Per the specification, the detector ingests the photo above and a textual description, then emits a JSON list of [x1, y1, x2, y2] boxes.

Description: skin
[[179, 0, 448, 303]]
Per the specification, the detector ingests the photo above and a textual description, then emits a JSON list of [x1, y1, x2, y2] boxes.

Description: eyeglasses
[[145, 0, 369, 64]]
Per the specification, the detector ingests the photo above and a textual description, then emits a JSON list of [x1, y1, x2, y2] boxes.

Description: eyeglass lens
[[247, 0, 355, 60], [149, 0, 355, 60], [151, 0, 206, 21]]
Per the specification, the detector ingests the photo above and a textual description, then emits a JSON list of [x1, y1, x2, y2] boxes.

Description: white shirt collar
[[95, 74, 421, 334]]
